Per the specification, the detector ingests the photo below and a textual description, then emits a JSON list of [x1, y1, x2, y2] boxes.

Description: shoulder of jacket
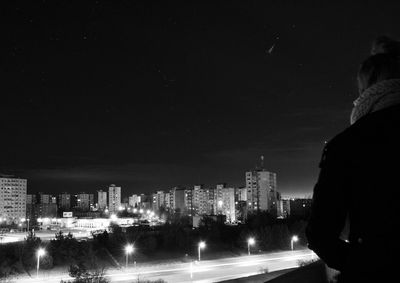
[[326, 123, 360, 151], [320, 125, 358, 167]]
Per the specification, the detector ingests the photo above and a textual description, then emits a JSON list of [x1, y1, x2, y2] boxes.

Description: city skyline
[[2, 1, 400, 198], [1, 161, 311, 199]]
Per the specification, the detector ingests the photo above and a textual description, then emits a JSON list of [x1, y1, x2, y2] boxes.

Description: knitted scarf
[[350, 79, 400, 125]]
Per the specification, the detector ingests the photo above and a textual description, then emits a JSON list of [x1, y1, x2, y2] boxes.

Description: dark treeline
[[0, 212, 307, 279]]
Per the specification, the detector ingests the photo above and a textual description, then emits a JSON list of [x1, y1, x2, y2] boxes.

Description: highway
[[14, 249, 315, 283], [0, 229, 91, 244]]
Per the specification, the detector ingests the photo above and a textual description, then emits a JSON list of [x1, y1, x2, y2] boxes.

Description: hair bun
[[371, 36, 400, 56]]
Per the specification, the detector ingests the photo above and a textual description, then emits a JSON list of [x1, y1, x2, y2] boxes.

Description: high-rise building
[[215, 184, 236, 222], [164, 192, 171, 210], [236, 187, 247, 202], [169, 187, 185, 213], [222, 187, 236, 222], [108, 184, 121, 213], [0, 176, 27, 224], [193, 185, 215, 215], [38, 192, 51, 204], [138, 194, 151, 210], [26, 194, 37, 205], [71, 194, 78, 209], [36, 203, 58, 219], [246, 167, 278, 213], [128, 194, 139, 208], [184, 188, 193, 216], [58, 193, 71, 210], [277, 198, 291, 218], [152, 190, 165, 212], [89, 194, 95, 210], [77, 192, 93, 211], [97, 190, 107, 210]]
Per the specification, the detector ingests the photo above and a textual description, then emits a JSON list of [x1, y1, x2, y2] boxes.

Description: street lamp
[[198, 241, 206, 261], [247, 237, 255, 255], [291, 235, 298, 251], [125, 244, 134, 268], [36, 248, 46, 278], [27, 218, 30, 232]]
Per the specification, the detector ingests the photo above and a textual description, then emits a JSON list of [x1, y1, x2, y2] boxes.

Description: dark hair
[[358, 36, 400, 94]]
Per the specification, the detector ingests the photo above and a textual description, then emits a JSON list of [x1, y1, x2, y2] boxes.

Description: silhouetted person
[[306, 36, 400, 283]]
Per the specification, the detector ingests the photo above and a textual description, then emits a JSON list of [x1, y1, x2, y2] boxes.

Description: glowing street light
[[291, 235, 299, 251], [36, 248, 46, 278], [110, 214, 118, 222], [247, 237, 255, 255], [125, 244, 134, 268], [198, 241, 206, 261]]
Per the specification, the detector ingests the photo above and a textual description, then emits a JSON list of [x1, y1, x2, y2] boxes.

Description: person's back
[[306, 37, 400, 282]]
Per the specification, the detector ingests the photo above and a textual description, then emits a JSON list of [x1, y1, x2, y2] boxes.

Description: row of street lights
[[123, 235, 298, 269], [35, 238, 300, 279], [246, 235, 298, 256]]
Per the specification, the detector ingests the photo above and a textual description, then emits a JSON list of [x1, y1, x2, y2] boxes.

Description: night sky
[[2, 1, 399, 197]]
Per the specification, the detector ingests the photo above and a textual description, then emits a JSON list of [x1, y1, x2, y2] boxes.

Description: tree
[[21, 231, 42, 269], [258, 226, 274, 250], [49, 231, 81, 266], [271, 224, 290, 250]]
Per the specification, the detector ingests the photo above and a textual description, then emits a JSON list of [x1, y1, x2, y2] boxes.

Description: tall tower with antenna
[[245, 156, 278, 215]]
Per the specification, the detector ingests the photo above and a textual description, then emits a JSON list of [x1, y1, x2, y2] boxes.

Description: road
[[0, 229, 91, 244], [13, 249, 315, 283]]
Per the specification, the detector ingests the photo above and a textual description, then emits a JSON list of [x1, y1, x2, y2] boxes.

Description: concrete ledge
[[219, 261, 328, 283], [267, 261, 328, 283]]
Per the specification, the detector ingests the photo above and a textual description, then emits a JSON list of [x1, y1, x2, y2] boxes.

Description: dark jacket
[[306, 104, 400, 282]]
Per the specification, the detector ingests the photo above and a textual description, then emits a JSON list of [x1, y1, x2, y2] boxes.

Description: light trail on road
[[15, 249, 315, 283]]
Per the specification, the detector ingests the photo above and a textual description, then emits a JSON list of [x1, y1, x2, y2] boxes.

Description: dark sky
[[1, 1, 399, 197]]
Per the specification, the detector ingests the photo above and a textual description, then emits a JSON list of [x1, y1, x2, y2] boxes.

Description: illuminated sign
[[63, 212, 73, 218]]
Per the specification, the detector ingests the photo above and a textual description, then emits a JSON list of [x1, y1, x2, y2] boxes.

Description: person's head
[[358, 36, 400, 94]]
